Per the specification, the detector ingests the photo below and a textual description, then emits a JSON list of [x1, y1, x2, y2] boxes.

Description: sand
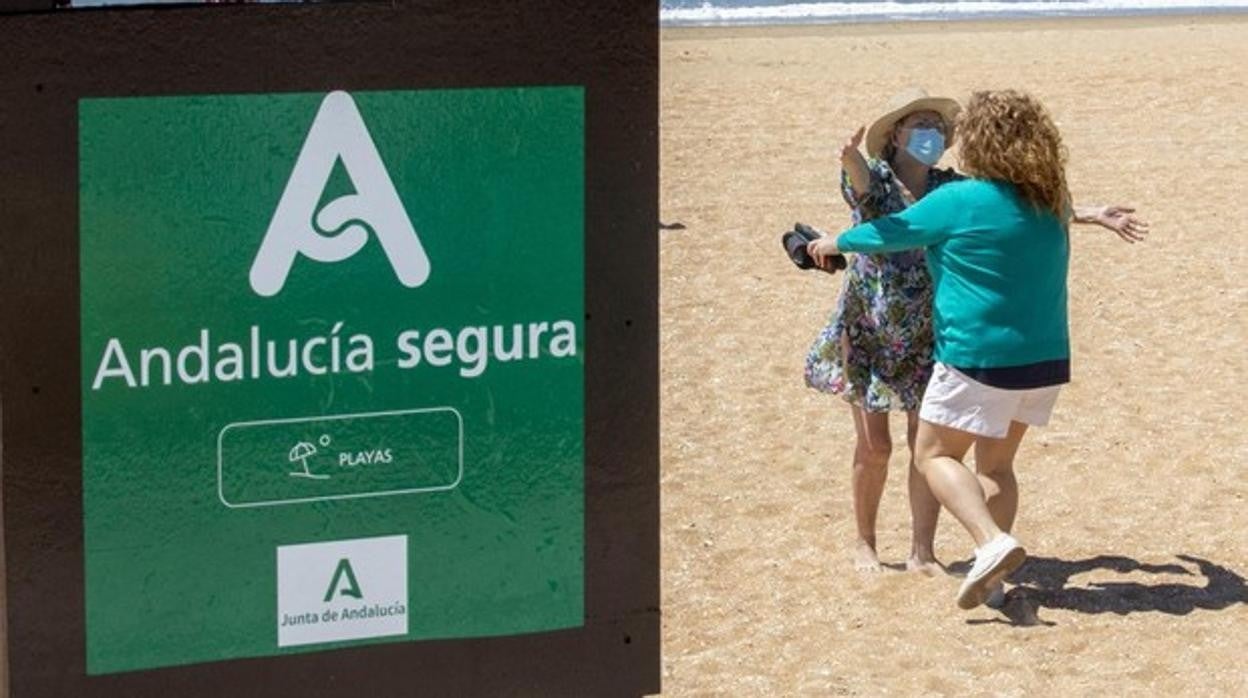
[[658, 14, 1248, 696]]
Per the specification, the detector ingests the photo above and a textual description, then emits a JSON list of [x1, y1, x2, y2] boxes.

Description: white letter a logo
[[250, 91, 431, 297]]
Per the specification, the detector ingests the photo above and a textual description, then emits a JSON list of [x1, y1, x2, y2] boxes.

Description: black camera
[[782, 222, 846, 273]]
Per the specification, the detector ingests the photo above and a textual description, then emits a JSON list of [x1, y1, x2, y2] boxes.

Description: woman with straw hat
[[804, 87, 1146, 578]]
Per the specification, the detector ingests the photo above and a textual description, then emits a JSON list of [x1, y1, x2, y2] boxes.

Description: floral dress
[[804, 160, 964, 412]]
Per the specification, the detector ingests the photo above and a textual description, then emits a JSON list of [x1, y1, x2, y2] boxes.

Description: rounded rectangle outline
[[217, 407, 464, 509]]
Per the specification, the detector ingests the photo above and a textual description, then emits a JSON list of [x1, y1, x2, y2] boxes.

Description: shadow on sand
[[963, 554, 1248, 627]]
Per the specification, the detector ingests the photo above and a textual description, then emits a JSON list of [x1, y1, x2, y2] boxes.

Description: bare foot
[[905, 555, 944, 577], [855, 539, 883, 572]]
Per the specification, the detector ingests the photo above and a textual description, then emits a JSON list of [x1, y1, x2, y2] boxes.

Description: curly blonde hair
[[956, 90, 1070, 220]]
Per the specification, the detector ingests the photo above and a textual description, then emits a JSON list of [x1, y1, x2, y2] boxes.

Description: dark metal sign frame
[[0, 1, 659, 695]]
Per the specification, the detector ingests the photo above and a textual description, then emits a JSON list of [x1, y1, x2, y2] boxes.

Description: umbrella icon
[[289, 441, 330, 480]]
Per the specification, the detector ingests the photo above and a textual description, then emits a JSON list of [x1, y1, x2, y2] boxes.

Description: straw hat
[[865, 87, 961, 158]]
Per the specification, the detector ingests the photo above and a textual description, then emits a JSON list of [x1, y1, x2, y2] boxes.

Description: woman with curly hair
[[808, 88, 1146, 576], [808, 90, 1128, 609]]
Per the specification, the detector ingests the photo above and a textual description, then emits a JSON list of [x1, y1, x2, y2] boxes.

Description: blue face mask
[[904, 128, 946, 166]]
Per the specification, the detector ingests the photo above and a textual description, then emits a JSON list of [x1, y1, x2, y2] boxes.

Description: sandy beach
[[659, 14, 1248, 696]]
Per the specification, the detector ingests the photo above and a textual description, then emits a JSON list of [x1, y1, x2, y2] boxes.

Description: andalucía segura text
[[90, 319, 578, 390]]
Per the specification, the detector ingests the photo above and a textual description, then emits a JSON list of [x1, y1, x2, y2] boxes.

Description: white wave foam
[[661, 0, 1248, 26]]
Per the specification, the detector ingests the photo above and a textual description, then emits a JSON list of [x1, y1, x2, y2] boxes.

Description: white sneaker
[[957, 533, 1025, 610]]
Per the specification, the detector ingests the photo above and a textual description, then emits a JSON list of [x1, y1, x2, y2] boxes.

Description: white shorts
[[919, 362, 1062, 439]]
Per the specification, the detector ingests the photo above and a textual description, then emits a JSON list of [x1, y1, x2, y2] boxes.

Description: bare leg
[[848, 405, 892, 572], [905, 410, 943, 575], [972, 421, 1028, 607], [973, 421, 1028, 533], [914, 421, 1003, 548]]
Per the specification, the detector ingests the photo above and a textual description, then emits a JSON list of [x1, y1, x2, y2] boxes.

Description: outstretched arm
[[1072, 204, 1150, 243], [840, 126, 871, 204], [807, 184, 961, 269]]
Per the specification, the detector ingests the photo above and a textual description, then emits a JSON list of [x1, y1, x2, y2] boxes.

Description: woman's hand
[[841, 126, 870, 200], [1095, 205, 1150, 243], [1075, 204, 1150, 243], [806, 236, 843, 271]]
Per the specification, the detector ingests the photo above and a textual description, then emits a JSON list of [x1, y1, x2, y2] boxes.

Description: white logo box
[[276, 534, 409, 647]]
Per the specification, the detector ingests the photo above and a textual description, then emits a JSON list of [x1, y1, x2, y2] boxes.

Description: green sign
[[80, 87, 584, 674]]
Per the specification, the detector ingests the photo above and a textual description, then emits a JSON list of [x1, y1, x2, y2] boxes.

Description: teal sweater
[[835, 179, 1069, 369]]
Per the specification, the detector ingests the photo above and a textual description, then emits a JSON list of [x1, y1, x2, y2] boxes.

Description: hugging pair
[[798, 88, 1147, 609]]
